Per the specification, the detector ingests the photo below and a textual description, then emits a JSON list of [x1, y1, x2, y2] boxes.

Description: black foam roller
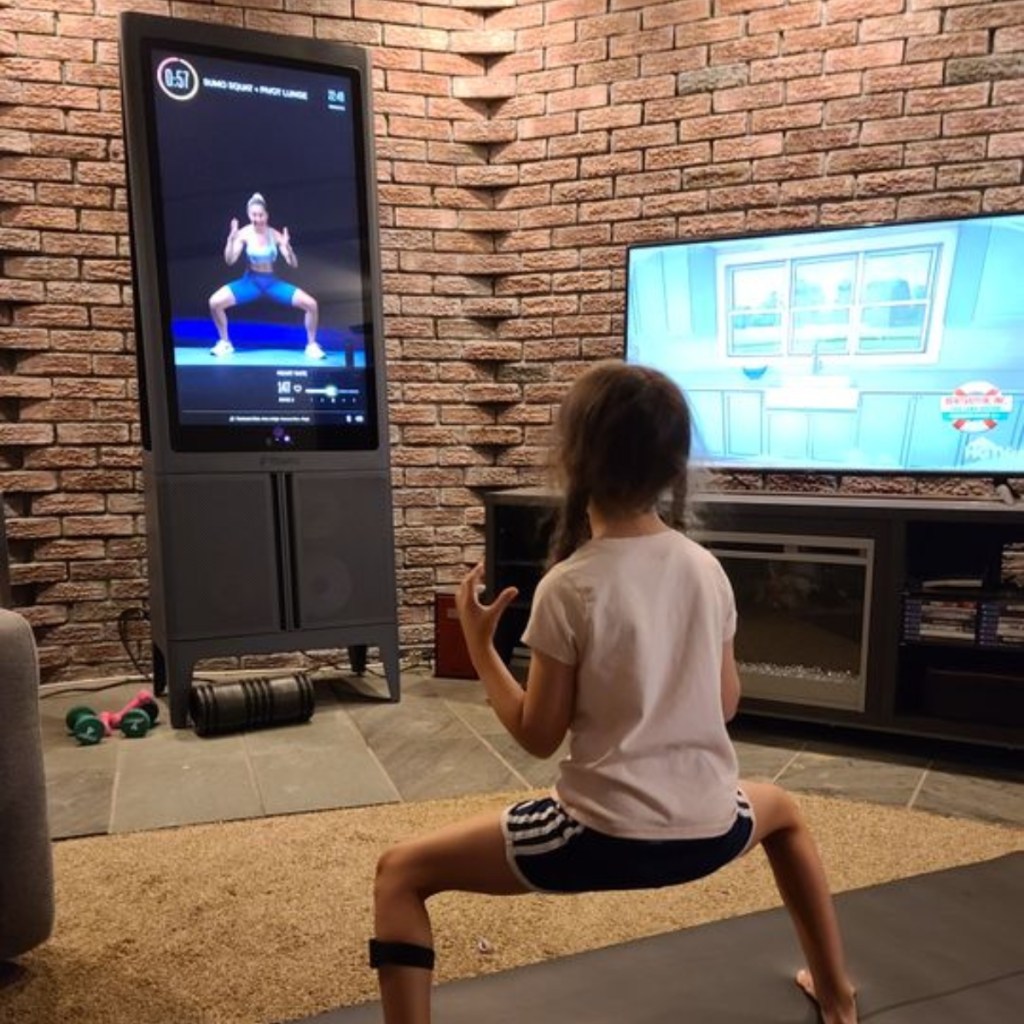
[[188, 673, 315, 736]]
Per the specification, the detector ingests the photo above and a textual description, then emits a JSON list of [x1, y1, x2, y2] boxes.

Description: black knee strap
[[369, 938, 435, 970]]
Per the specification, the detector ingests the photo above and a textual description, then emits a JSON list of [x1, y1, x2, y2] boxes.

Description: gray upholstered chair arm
[[0, 608, 55, 961]]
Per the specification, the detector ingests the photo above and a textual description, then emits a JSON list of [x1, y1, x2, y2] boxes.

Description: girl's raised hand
[[455, 562, 518, 653]]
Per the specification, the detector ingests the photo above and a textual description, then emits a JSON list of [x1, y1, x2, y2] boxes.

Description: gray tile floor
[[39, 668, 1024, 841]]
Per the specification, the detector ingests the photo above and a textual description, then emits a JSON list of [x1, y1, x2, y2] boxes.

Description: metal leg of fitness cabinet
[[168, 656, 195, 730], [153, 643, 194, 729], [381, 640, 401, 703], [348, 644, 368, 675], [151, 642, 167, 697]]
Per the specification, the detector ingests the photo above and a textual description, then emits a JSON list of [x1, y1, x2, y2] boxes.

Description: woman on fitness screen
[[207, 191, 324, 359]]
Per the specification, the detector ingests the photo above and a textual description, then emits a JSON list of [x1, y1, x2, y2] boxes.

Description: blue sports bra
[[245, 231, 278, 264]]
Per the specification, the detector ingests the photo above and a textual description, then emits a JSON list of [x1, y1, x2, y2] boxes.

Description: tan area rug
[[2, 791, 1021, 1024]]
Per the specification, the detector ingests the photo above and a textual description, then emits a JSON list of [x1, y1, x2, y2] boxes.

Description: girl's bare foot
[[795, 968, 858, 1024]]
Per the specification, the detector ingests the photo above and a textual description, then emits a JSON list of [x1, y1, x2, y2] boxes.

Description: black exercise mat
[[294, 853, 1023, 1023]]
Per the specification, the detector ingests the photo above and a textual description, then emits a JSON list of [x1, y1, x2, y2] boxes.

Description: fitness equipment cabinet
[[121, 16, 401, 728]]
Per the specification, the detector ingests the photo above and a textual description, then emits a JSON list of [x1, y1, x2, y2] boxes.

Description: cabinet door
[[288, 472, 397, 629], [724, 391, 763, 457], [155, 474, 281, 640]]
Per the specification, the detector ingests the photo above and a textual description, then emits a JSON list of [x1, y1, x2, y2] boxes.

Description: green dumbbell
[[104, 690, 160, 738], [115, 707, 155, 738], [66, 706, 108, 746]]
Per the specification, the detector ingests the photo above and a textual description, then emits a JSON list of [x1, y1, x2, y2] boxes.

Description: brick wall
[[2, 0, 1023, 680]]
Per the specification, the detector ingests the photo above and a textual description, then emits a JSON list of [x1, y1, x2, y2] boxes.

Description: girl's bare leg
[[373, 809, 528, 1024], [742, 780, 857, 1024]]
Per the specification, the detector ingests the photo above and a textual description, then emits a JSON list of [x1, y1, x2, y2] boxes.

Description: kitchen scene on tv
[[626, 215, 1024, 474]]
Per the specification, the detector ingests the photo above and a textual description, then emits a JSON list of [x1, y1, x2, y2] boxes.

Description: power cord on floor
[[117, 605, 153, 680], [39, 677, 151, 700], [39, 605, 154, 700]]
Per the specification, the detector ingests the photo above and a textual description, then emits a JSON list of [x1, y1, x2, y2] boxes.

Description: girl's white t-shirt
[[522, 529, 740, 840]]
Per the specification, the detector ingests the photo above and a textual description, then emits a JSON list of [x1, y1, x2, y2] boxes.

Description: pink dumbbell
[[101, 690, 161, 738]]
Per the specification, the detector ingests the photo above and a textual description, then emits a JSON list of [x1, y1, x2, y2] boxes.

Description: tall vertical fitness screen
[[120, 13, 400, 727]]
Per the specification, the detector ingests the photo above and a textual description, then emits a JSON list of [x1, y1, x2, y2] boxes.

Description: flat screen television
[[625, 214, 1024, 475], [120, 15, 381, 454]]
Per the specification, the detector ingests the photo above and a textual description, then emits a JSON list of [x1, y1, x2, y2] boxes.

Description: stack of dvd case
[[1000, 541, 1024, 590], [903, 596, 979, 643], [978, 600, 1024, 647]]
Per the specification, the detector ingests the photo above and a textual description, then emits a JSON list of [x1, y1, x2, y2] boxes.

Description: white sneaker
[[210, 339, 234, 357], [305, 341, 326, 360]]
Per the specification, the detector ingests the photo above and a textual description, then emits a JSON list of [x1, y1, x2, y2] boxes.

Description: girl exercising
[[207, 191, 323, 359], [371, 360, 858, 1024]]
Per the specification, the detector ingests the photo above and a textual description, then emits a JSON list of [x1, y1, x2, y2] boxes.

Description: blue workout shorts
[[502, 790, 755, 894], [228, 270, 297, 306]]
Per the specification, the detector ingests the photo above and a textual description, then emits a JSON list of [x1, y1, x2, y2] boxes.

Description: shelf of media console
[[902, 591, 1024, 648]]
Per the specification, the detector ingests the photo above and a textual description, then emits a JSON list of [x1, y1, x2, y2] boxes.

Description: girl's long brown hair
[[547, 360, 692, 565]]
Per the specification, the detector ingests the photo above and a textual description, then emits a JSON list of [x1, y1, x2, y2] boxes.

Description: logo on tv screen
[[941, 382, 1013, 433]]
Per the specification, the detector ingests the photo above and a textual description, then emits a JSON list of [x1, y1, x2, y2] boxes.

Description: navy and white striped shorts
[[501, 790, 755, 894]]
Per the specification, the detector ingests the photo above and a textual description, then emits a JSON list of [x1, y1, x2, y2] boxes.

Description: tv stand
[[485, 488, 1023, 750]]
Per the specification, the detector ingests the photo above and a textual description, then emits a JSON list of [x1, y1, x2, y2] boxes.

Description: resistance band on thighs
[[368, 938, 436, 970]]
